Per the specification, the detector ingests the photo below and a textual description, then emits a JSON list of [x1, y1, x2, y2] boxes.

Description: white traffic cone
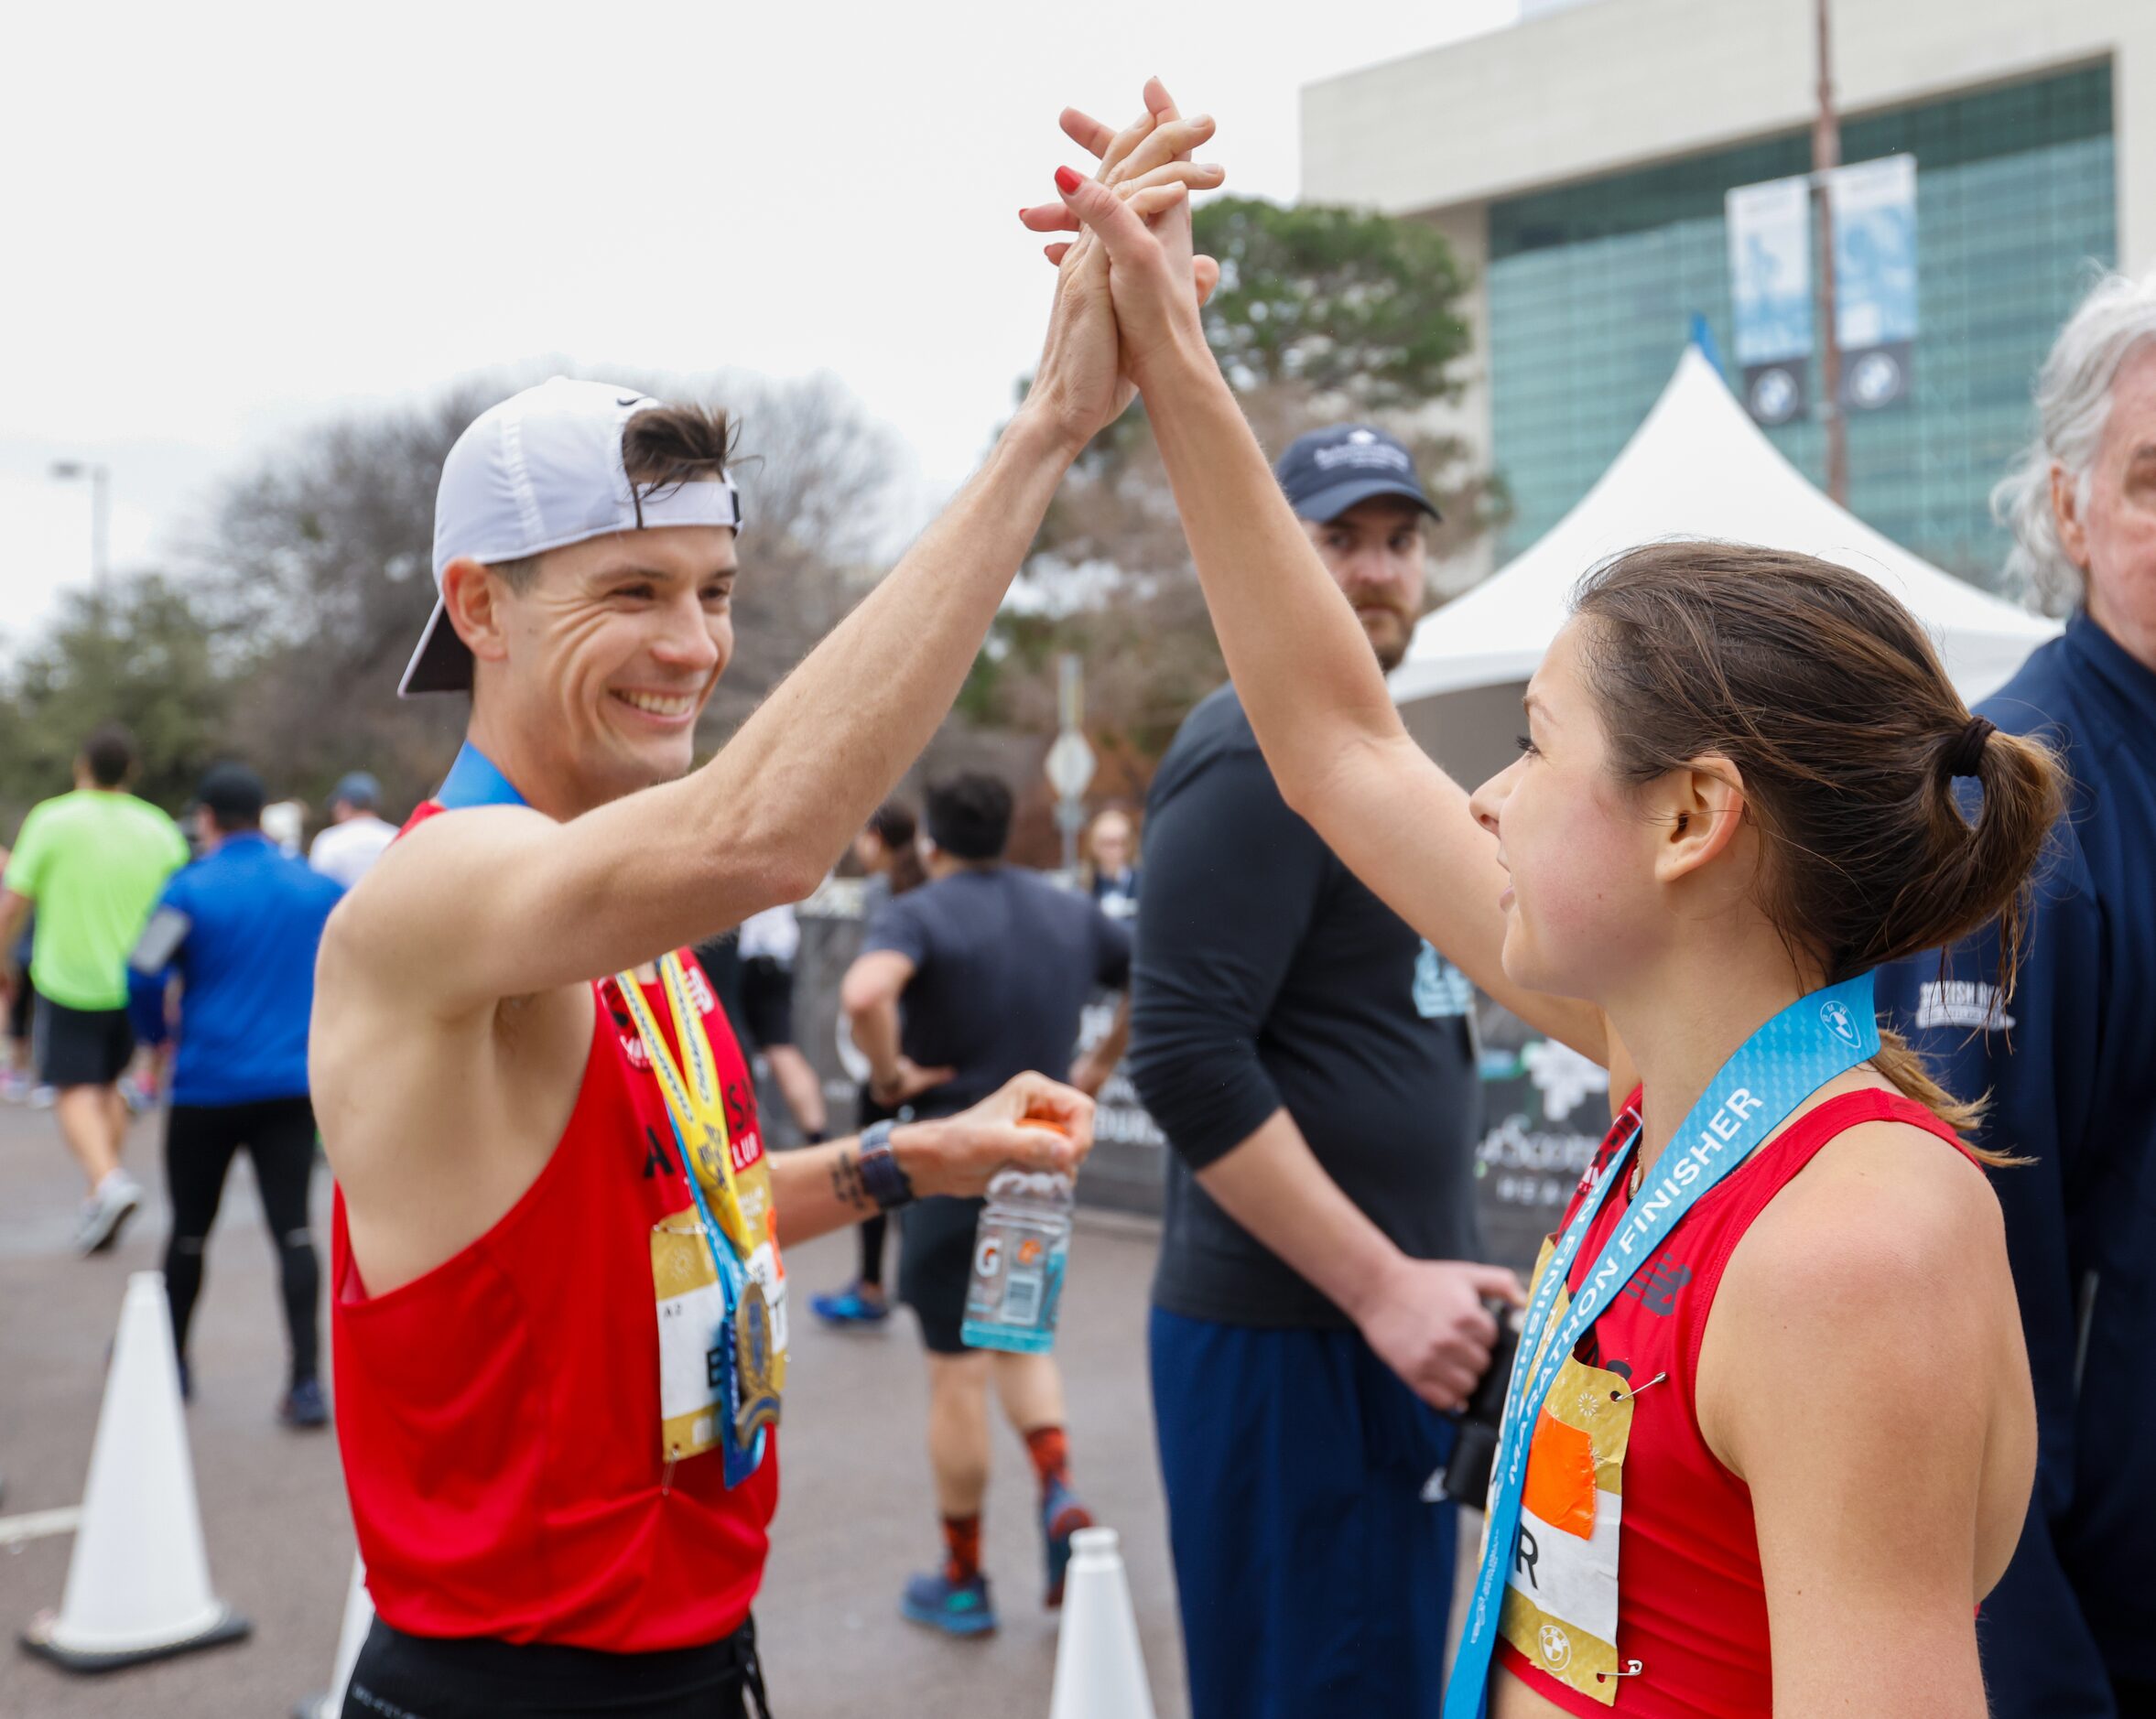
[[294, 1555, 373, 1719], [1049, 1526, 1156, 1719], [20, 1271, 250, 1671]]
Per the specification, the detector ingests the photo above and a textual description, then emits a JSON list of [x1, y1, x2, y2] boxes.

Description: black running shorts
[[898, 1193, 988, 1356], [343, 1616, 767, 1718], [32, 998, 134, 1090]]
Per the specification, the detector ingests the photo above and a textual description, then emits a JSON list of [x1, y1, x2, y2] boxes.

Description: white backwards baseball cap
[[399, 376, 745, 696]]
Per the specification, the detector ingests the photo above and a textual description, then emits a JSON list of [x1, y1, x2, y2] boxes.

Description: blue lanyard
[[1444, 971, 1882, 1717], [435, 741, 525, 810]]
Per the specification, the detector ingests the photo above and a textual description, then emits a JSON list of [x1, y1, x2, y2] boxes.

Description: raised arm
[[1051, 165, 1606, 1065]]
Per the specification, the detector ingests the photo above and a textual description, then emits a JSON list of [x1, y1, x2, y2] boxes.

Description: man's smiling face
[[478, 523, 738, 809]]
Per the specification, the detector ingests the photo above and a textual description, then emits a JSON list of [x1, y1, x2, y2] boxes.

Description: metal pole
[[1813, 0, 1848, 505], [1057, 654, 1082, 876]]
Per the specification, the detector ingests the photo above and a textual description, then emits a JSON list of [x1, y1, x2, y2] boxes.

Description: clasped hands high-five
[[1017, 77, 1223, 449]]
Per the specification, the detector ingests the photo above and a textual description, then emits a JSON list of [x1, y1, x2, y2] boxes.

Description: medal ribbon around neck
[[612, 952, 764, 1258], [1443, 971, 1882, 1718]]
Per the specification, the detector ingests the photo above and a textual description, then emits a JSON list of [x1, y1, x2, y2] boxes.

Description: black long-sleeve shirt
[[1129, 685, 1483, 1328]]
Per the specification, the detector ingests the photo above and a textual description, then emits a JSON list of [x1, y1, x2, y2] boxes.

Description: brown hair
[[81, 723, 137, 788], [867, 801, 926, 896], [1571, 542, 2064, 1147], [493, 402, 738, 590]]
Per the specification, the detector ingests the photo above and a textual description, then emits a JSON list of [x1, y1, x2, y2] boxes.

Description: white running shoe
[[73, 1171, 143, 1256], [29, 1084, 55, 1108]]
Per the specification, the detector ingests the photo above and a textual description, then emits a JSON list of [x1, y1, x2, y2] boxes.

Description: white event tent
[[1388, 346, 2061, 789]]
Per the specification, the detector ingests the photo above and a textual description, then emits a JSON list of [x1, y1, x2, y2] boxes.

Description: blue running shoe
[[278, 1377, 330, 1430], [1040, 1477, 1093, 1609], [901, 1568, 998, 1638], [809, 1282, 891, 1328]]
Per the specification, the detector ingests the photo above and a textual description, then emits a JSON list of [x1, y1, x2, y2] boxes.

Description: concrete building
[[1304, 0, 2150, 588]]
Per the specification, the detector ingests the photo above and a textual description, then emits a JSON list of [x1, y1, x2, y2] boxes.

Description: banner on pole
[[1830, 153, 1917, 412], [1726, 175, 1814, 427], [1727, 155, 1917, 426]]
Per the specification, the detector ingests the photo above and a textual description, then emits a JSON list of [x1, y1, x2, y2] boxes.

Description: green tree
[[0, 575, 231, 819], [979, 195, 1500, 777]]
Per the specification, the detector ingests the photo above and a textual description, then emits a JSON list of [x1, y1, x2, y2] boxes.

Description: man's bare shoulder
[[318, 804, 559, 993]]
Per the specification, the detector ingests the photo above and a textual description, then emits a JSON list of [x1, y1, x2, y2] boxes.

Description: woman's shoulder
[[1738, 1102, 2001, 1314], [1699, 1097, 2010, 1474]]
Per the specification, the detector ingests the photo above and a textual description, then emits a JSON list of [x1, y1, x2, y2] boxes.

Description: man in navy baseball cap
[[1133, 417, 1478, 1719], [1272, 424, 1438, 673]]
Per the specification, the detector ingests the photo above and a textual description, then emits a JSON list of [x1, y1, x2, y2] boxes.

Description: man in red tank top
[[308, 96, 1223, 1712]]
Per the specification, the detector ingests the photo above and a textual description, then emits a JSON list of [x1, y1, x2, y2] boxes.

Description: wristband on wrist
[[856, 1119, 915, 1212]]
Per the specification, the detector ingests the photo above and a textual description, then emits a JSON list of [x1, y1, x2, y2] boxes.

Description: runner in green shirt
[[0, 725, 189, 1253]]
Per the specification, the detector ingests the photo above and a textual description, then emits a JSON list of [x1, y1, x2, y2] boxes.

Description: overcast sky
[[0, 0, 1518, 650]]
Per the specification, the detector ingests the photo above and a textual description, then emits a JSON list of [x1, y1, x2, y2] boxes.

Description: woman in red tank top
[[1046, 168, 2069, 1714], [1446, 550, 2063, 1717]]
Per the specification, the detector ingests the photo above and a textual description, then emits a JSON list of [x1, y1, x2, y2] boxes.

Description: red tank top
[[330, 801, 778, 1651], [1493, 1085, 1972, 1717]]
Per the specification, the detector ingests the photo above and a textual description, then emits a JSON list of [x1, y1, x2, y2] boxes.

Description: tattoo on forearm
[[829, 1147, 871, 1213]]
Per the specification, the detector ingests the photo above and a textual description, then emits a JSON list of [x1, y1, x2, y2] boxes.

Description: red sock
[[1024, 1425, 1070, 1495], [941, 1513, 981, 1584]]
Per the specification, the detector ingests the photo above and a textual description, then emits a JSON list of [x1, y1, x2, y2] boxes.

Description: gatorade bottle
[[961, 1121, 1074, 1355]]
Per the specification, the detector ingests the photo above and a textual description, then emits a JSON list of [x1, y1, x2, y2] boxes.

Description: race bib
[[1496, 1239, 1637, 1703], [651, 1207, 730, 1463]]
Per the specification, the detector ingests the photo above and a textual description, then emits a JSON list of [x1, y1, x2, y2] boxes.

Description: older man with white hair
[[1880, 271, 2156, 1717]]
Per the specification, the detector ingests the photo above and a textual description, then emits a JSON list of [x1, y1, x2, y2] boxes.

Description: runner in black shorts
[[841, 773, 1130, 1635]]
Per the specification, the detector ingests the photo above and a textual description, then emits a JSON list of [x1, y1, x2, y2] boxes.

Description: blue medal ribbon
[[434, 741, 527, 810], [1443, 971, 1882, 1717]]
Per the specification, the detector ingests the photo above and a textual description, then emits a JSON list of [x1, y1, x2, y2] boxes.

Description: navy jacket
[[1878, 612, 2156, 1716], [127, 833, 345, 1108]]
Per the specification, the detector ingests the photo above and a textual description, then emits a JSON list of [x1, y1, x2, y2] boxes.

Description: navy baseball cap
[[330, 772, 381, 809], [1273, 425, 1439, 524]]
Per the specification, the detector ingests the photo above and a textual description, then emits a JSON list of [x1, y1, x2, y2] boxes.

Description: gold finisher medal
[[733, 1277, 782, 1443]]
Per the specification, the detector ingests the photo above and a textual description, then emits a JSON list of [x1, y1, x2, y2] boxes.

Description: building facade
[[1304, 0, 2149, 587]]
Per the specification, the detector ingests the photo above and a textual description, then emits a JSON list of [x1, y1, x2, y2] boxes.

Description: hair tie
[[1945, 716, 1996, 779]]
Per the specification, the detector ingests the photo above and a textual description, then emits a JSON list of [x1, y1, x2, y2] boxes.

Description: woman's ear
[[1647, 758, 1748, 885], [439, 557, 511, 669]]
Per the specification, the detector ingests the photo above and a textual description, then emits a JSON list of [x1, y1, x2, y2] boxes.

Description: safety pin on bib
[[1609, 1371, 1668, 1404], [1596, 1660, 1646, 1684]]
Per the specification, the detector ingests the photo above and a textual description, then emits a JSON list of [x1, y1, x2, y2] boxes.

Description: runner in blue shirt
[[1878, 271, 2156, 1718], [128, 763, 345, 1426]]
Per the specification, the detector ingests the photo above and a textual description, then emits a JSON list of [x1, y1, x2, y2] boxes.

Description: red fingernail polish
[[1055, 165, 1082, 195]]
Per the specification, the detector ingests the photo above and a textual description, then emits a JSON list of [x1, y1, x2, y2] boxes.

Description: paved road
[[0, 1102, 1189, 1717]]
